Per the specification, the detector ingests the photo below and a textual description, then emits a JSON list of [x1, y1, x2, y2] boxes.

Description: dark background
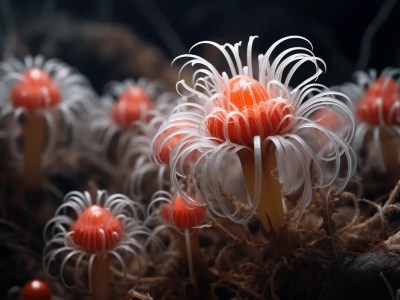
[[0, 1, 400, 298], [1, 0, 400, 92]]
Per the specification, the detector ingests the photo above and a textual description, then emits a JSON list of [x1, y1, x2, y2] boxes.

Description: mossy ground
[[1, 145, 400, 299]]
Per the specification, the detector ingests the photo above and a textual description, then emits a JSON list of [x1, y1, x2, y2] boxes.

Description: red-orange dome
[[111, 86, 154, 129], [20, 279, 51, 300], [11, 68, 61, 111], [71, 205, 123, 252], [206, 75, 293, 145], [356, 78, 400, 125], [163, 195, 206, 230]]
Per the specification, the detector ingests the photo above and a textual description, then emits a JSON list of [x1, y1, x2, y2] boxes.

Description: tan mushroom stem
[[240, 144, 285, 232], [23, 112, 45, 191], [91, 254, 110, 300]]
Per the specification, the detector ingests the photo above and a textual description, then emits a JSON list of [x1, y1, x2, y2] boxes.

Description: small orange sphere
[[11, 68, 61, 112], [206, 75, 293, 145], [71, 205, 123, 252], [20, 279, 51, 300], [163, 195, 206, 230], [356, 78, 400, 125], [111, 86, 154, 129]]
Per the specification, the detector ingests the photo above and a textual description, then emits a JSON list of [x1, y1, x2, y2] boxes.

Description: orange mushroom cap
[[153, 120, 197, 166], [111, 86, 154, 129], [356, 78, 400, 125], [155, 131, 183, 166], [71, 205, 123, 252], [163, 195, 206, 230], [20, 279, 51, 300], [206, 75, 293, 145], [11, 68, 61, 112]]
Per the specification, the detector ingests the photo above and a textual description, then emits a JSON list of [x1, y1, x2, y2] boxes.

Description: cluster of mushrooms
[[1, 36, 400, 300]]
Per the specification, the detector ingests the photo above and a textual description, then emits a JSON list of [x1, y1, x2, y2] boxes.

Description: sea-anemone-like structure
[[339, 68, 400, 176], [43, 190, 152, 299], [89, 78, 164, 164], [123, 93, 202, 204], [147, 190, 207, 286], [0, 56, 95, 190], [0, 55, 95, 153], [152, 36, 356, 231], [122, 93, 182, 201], [148, 191, 207, 231]]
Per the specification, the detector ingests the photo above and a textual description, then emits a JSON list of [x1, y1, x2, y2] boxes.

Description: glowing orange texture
[[112, 86, 154, 129], [312, 109, 342, 132], [154, 120, 196, 166], [21, 279, 51, 300], [356, 78, 400, 125], [154, 128, 183, 165], [206, 75, 293, 145], [11, 68, 61, 112], [163, 195, 206, 230], [71, 205, 123, 252]]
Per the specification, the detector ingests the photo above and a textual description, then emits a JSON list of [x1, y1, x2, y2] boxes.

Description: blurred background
[[0, 1, 399, 298], [1, 0, 400, 93]]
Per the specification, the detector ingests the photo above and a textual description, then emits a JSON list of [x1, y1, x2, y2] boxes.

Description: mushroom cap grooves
[[163, 195, 206, 230], [111, 86, 154, 129], [11, 68, 61, 112], [206, 75, 294, 145], [71, 205, 123, 253], [356, 78, 400, 126]]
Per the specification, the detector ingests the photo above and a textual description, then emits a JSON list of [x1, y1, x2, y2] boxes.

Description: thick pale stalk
[[240, 144, 284, 232], [91, 254, 109, 300], [23, 112, 45, 191]]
